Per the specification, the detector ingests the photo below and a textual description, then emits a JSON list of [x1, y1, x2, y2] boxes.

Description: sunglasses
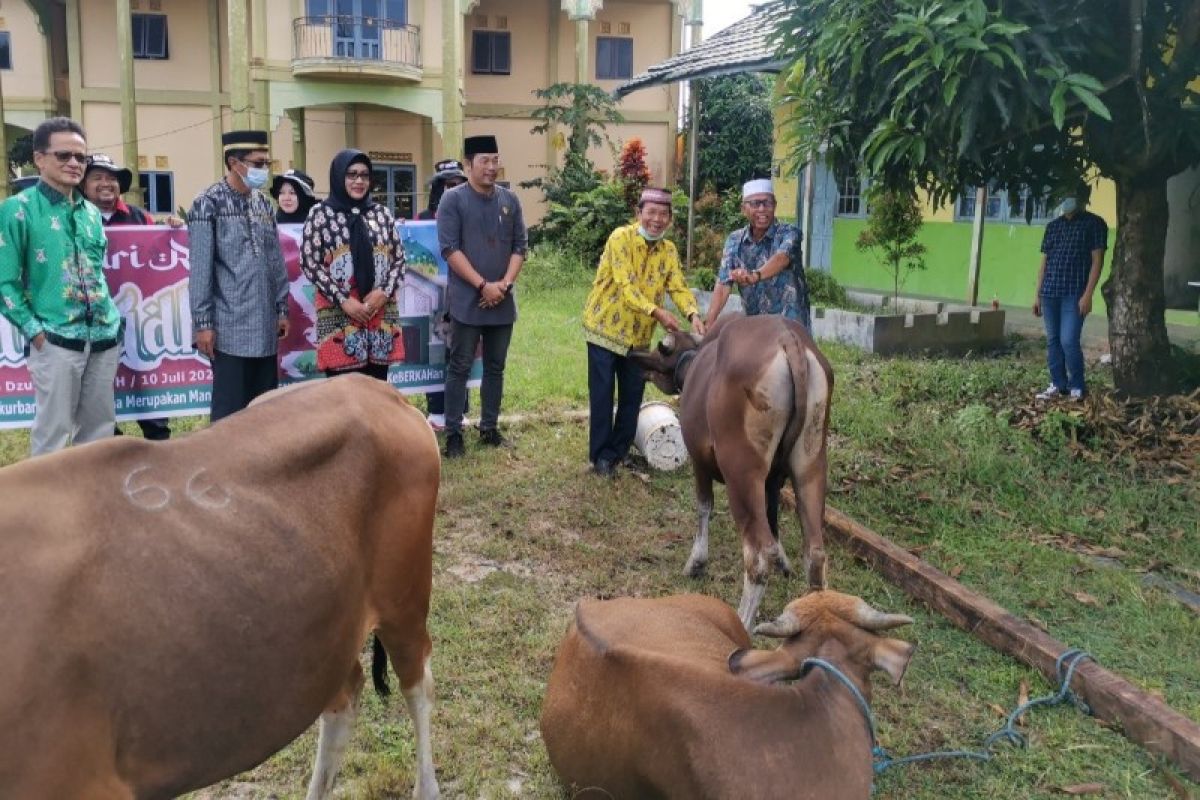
[[42, 150, 89, 165], [744, 199, 777, 209], [346, 170, 371, 182], [240, 158, 271, 169]]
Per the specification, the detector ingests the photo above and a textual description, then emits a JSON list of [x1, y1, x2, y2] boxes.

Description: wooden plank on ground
[[824, 505, 1200, 781]]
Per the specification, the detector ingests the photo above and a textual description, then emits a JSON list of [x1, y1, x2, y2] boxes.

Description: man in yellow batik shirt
[[582, 186, 705, 477]]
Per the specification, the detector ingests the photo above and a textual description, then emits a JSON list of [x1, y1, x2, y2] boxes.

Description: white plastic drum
[[634, 401, 689, 471]]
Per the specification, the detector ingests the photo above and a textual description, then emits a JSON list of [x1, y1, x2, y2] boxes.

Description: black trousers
[[444, 320, 513, 435], [115, 417, 170, 440], [587, 342, 646, 465], [210, 351, 279, 423], [325, 362, 391, 382], [136, 418, 171, 440]]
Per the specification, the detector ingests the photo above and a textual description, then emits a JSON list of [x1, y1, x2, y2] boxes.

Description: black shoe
[[592, 459, 616, 478], [479, 428, 506, 447], [443, 432, 465, 459]]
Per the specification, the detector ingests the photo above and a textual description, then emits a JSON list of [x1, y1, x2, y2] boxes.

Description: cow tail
[[778, 328, 809, 456], [371, 635, 392, 697]]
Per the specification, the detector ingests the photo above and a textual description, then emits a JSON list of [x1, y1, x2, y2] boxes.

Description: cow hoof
[[805, 549, 828, 590], [684, 559, 707, 578]]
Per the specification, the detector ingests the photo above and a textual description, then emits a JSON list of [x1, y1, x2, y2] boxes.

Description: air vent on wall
[[496, 15, 508, 29], [618, 22, 631, 35], [600, 21, 611, 34], [473, 14, 488, 28], [149, 0, 161, 10], [155, 156, 168, 169]]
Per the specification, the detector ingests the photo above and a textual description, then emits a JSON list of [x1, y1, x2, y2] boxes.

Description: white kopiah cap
[[742, 178, 774, 198]]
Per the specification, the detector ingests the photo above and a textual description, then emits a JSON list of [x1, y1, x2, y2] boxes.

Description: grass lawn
[[2, 275, 1196, 799]]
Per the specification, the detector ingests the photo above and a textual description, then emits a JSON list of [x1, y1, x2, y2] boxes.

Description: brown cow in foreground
[[0, 375, 440, 799], [540, 591, 916, 799], [632, 313, 834, 628]]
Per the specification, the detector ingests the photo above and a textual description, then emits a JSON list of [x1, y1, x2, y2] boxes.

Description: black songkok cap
[[463, 135, 499, 159], [222, 129, 270, 153]]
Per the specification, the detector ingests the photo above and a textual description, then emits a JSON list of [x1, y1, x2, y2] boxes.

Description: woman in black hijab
[[270, 169, 317, 224], [300, 149, 407, 379]]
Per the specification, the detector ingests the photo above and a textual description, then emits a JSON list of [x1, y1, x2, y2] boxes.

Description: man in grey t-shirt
[[436, 135, 527, 458]]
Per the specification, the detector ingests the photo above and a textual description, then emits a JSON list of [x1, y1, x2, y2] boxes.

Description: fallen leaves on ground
[[1010, 388, 1199, 473]]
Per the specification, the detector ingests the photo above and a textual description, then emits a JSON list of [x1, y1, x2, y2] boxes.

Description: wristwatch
[[502, 281, 514, 294], [477, 278, 487, 291]]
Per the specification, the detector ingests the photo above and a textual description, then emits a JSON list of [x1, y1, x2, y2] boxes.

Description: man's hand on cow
[[653, 307, 681, 333], [277, 318, 290, 339], [730, 268, 749, 287], [194, 329, 215, 359], [341, 297, 373, 325], [690, 314, 706, 337]]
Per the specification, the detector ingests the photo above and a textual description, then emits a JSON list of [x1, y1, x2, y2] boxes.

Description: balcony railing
[[292, 15, 422, 80]]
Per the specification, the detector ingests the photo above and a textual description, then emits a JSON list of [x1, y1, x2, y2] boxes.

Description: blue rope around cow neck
[[800, 648, 1096, 786]]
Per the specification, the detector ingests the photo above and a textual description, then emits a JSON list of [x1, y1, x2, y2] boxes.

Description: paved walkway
[[878, 289, 1200, 355], [999, 304, 1200, 356]]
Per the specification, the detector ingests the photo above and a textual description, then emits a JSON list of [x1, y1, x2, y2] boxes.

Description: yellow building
[[4, 0, 698, 221]]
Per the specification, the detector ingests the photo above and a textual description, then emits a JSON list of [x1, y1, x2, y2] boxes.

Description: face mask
[[1060, 197, 1078, 215], [638, 225, 665, 242], [243, 166, 269, 190]]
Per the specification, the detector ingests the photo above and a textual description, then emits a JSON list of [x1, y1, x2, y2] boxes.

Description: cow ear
[[728, 647, 802, 685], [871, 638, 916, 686]]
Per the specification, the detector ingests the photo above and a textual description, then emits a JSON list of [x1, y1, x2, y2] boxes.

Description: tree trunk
[[1100, 175, 1174, 396]]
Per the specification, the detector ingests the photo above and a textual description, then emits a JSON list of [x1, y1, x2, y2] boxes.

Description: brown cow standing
[[0, 375, 440, 799], [540, 591, 916, 799], [632, 313, 834, 629]]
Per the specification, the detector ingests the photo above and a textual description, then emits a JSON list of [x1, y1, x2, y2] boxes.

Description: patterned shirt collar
[[36, 179, 82, 207], [737, 220, 780, 246]]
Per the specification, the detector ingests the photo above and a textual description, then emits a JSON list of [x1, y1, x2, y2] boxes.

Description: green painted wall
[[830, 218, 1114, 315]]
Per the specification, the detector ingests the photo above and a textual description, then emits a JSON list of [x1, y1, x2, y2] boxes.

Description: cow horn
[[853, 600, 913, 631], [658, 333, 675, 354], [753, 609, 802, 638]]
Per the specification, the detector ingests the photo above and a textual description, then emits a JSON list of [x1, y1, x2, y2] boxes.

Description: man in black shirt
[[83, 154, 181, 440]]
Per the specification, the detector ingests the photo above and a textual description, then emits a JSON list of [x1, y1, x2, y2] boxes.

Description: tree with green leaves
[[524, 83, 624, 204], [686, 74, 775, 194], [776, 0, 1200, 395], [855, 186, 928, 304]]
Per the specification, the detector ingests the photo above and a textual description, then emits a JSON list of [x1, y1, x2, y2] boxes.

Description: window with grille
[[0, 32, 12, 70], [138, 171, 175, 215], [957, 185, 1051, 223], [471, 30, 511, 75], [596, 36, 633, 80], [836, 171, 868, 217], [132, 14, 168, 60]]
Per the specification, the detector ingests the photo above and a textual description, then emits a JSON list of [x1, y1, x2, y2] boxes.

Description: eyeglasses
[[744, 199, 776, 209], [241, 158, 271, 169], [41, 150, 89, 165], [345, 170, 371, 182]]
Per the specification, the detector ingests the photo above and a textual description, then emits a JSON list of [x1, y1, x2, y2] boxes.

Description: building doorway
[[370, 163, 416, 220]]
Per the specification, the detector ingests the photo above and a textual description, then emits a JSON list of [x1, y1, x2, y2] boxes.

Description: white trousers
[[25, 340, 120, 456]]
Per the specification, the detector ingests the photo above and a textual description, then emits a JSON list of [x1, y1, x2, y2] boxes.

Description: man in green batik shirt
[[0, 117, 122, 456]]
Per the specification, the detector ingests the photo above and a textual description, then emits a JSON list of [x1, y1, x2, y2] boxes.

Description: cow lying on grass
[[0, 375, 440, 800], [632, 313, 834, 628], [540, 591, 915, 799]]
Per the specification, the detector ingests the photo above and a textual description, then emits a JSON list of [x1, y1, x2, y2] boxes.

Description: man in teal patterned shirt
[[0, 117, 121, 456], [704, 178, 810, 330]]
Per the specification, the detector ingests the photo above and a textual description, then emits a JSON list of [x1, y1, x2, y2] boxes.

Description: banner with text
[[0, 221, 462, 429]]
